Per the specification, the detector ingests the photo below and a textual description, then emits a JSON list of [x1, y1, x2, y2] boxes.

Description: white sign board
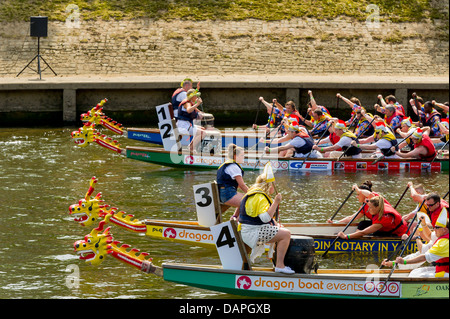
[[156, 103, 181, 152], [210, 221, 245, 270], [193, 182, 220, 227]]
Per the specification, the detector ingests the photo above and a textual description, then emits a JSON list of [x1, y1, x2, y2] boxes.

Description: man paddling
[[391, 128, 437, 161], [312, 119, 362, 158], [351, 121, 399, 159], [171, 78, 200, 118]]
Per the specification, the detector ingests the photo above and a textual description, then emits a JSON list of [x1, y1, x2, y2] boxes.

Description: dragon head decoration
[[71, 122, 124, 154], [69, 177, 115, 227], [74, 220, 113, 266], [74, 218, 154, 271], [80, 98, 124, 135]]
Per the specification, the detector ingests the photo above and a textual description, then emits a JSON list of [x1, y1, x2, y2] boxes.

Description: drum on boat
[[274, 235, 318, 274]]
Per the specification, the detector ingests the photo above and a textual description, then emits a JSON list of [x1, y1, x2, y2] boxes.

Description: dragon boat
[[69, 177, 422, 254], [72, 218, 448, 299], [71, 100, 449, 173]]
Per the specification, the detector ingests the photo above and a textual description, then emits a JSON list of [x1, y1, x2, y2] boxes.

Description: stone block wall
[[1, 17, 448, 77]]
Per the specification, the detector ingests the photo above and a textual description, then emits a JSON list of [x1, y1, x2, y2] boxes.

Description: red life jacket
[[385, 110, 404, 127], [429, 202, 449, 227], [434, 233, 449, 274], [329, 132, 341, 145], [414, 134, 437, 161], [369, 203, 408, 236]]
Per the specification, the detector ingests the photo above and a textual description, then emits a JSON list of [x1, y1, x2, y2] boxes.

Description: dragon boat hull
[[161, 263, 449, 299], [127, 127, 278, 149], [125, 146, 448, 172], [140, 220, 417, 253]]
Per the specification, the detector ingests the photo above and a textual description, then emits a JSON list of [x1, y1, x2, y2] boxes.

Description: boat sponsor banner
[[289, 161, 332, 171], [235, 275, 401, 297], [402, 283, 449, 298], [314, 238, 417, 253], [146, 225, 214, 244]]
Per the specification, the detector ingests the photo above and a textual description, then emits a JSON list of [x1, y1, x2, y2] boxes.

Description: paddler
[[253, 97, 285, 136], [217, 144, 249, 217], [375, 94, 406, 118], [336, 93, 375, 138], [264, 121, 322, 158], [299, 90, 332, 137], [312, 119, 362, 158], [382, 215, 449, 278], [411, 100, 442, 138], [351, 121, 399, 159], [391, 128, 437, 161], [395, 117, 417, 151], [171, 78, 200, 118], [176, 89, 206, 153], [239, 173, 294, 274], [337, 195, 409, 239]]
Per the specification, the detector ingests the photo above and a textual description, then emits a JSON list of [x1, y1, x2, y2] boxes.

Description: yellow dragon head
[[69, 177, 115, 227], [74, 220, 113, 266], [74, 217, 153, 270], [71, 123, 95, 148], [80, 99, 124, 135]]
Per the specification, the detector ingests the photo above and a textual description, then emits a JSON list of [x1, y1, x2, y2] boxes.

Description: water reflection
[[0, 128, 448, 299]]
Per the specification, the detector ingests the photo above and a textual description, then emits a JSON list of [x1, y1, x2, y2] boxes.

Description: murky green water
[[0, 127, 448, 299]]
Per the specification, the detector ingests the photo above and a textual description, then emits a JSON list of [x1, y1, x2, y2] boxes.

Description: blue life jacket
[[217, 160, 244, 190], [293, 135, 314, 155], [177, 99, 198, 123], [171, 88, 185, 112]]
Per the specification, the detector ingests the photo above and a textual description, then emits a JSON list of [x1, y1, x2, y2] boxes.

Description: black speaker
[[30, 16, 48, 37]]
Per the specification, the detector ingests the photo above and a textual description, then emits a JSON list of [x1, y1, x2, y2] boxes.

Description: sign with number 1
[[156, 103, 180, 152]]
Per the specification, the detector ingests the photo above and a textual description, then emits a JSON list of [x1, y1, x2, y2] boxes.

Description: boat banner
[[235, 274, 401, 297], [401, 282, 449, 298], [146, 225, 214, 245]]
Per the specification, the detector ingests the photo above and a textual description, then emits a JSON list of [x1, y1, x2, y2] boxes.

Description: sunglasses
[[426, 201, 439, 207]]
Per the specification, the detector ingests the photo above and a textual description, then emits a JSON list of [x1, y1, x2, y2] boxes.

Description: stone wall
[[1, 17, 448, 77]]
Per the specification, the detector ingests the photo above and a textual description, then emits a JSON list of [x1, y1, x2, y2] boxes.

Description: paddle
[[328, 189, 355, 222], [371, 128, 417, 165], [393, 184, 410, 209], [377, 218, 423, 297], [322, 203, 367, 258], [380, 199, 426, 269], [338, 117, 376, 161], [430, 139, 449, 165], [443, 190, 449, 200], [298, 121, 332, 168], [253, 123, 284, 170]]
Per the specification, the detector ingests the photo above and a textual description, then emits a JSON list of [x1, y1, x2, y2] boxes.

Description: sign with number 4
[[210, 220, 251, 270]]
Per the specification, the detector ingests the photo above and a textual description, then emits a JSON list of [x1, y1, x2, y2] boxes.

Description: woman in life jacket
[[171, 78, 200, 118], [351, 121, 399, 158], [327, 181, 376, 225], [264, 121, 322, 158], [392, 128, 437, 161], [312, 119, 362, 158], [239, 173, 294, 274], [176, 89, 206, 153], [216, 144, 249, 217], [382, 215, 449, 278], [336, 93, 375, 138], [337, 195, 408, 240]]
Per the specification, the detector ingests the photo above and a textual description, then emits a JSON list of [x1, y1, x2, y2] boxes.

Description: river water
[[0, 127, 448, 299]]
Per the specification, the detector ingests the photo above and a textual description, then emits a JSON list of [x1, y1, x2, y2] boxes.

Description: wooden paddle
[[393, 184, 410, 209], [430, 139, 449, 165], [371, 128, 417, 165], [322, 203, 367, 258], [338, 117, 376, 161], [443, 190, 449, 200], [328, 189, 355, 222], [380, 199, 426, 269], [298, 121, 332, 168], [377, 218, 423, 297]]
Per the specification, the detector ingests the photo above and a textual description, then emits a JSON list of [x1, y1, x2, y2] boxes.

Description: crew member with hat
[[392, 128, 437, 161]]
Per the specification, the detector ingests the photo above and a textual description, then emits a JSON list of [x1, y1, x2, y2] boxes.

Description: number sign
[[156, 103, 180, 152], [210, 220, 251, 270], [193, 182, 221, 227]]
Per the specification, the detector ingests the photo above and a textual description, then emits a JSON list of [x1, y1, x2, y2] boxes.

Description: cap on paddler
[[334, 119, 347, 131], [412, 128, 424, 140], [401, 117, 413, 127]]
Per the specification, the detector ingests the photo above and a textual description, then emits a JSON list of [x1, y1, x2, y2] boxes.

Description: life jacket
[[341, 131, 362, 156], [385, 110, 405, 129], [355, 117, 375, 137], [421, 109, 441, 127], [369, 203, 408, 237], [171, 88, 185, 111], [328, 132, 341, 151], [433, 234, 449, 276], [428, 204, 449, 228], [177, 99, 198, 123], [239, 188, 276, 226], [293, 133, 314, 155], [374, 131, 398, 156], [414, 134, 437, 161], [216, 160, 244, 190], [394, 102, 406, 116]]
